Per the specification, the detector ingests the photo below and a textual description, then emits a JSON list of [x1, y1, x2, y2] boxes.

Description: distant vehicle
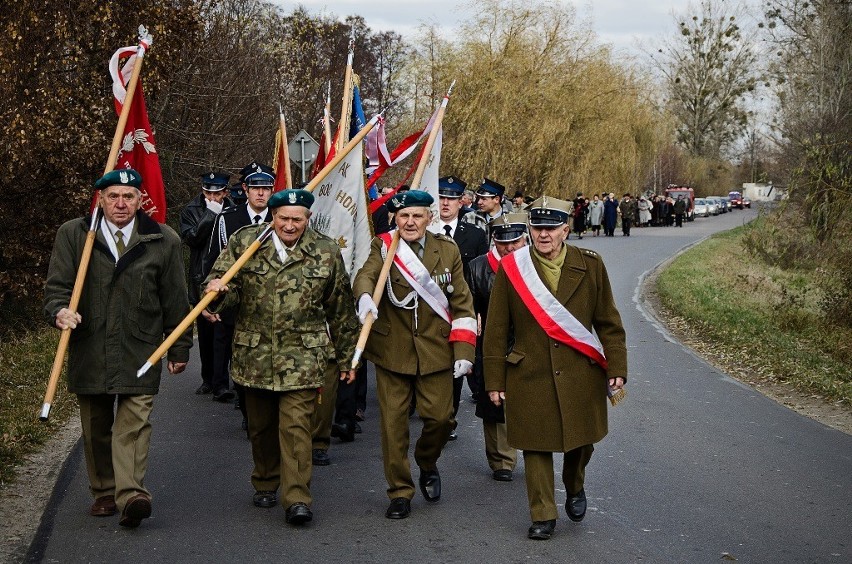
[[694, 198, 711, 217], [705, 197, 721, 216], [664, 185, 695, 221], [728, 191, 744, 209], [709, 196, 729, 213], [742, 197, 752, 208]]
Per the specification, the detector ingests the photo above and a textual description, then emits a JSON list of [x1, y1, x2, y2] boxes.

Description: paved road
[[28, 210, 851, 563]]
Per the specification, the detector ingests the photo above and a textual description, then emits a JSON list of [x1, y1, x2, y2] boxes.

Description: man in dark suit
[[353, 190, 476, 520], [202, 162, 274, 431], [428, 175, 488, 435], [179, 172, 233, 400]]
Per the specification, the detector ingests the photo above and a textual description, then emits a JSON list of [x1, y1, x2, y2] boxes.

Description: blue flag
[[349, 85, 367, 139]]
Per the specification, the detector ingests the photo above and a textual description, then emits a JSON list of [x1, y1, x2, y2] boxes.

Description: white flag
[[310, 141, 372, 283], [421, 127, 442, 227]]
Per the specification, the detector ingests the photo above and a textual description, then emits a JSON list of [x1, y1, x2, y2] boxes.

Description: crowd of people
[[43, 166, 628, 540]]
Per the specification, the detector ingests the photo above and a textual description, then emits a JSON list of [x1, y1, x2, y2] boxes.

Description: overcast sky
[[277, 0, 698, 57]]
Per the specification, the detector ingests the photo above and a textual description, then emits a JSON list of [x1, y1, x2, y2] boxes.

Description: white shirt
[[427, 217, 458, 238], [247, 207, 268, 224], [101, 217, 135, 262], [271, 231, 298, 264]]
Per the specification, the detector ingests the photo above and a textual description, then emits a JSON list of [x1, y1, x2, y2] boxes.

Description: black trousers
[[198, 316, 233, 392]]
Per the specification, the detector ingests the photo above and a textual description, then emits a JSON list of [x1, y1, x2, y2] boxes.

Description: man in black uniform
[[465, 213, 527, 481], [203, 163, 274, 430], [428, 175, 488, 438], [463, 178, 507, 238], [180, 172, 233, 400]]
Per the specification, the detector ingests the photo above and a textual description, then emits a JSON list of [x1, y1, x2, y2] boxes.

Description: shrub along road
[[26, 209, 851, 562]]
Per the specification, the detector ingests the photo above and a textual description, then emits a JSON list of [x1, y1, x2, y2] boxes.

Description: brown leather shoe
[[90, 495, 117, 517], [118, 494, 152, 528]]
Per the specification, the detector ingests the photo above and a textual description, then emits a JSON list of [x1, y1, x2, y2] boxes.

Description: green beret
[[268, 189, 314, 209], [94, 169, 142, 190], [387, 189, 434, 212]]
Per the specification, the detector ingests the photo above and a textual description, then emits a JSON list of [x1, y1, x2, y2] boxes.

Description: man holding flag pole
[[42, 27, 192, 530]]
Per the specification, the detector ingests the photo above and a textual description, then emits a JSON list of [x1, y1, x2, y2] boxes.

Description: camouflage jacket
[[206, 225, 358, 392]]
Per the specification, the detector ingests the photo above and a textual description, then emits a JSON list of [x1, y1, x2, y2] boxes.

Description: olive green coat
[[483, 245, 627, 452], [207, 225, 358, 392], [352, 232, 475, 375], [43, 213, 192, 395]]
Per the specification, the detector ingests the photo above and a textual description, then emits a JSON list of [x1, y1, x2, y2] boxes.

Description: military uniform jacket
[[483, 245, 627, 452], [179, 193, 232, 304], [43, 212, 192, 395], [202, 203, 272, 277], [206, 225, 358, 392], [452, 221, 489, 279], [352, 232, 475, 376]]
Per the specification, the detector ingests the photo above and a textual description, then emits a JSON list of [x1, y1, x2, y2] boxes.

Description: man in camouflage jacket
[[205, 189, 358, 526]]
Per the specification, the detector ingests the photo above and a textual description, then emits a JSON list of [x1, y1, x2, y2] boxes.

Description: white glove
[[453, 359, 473, 379], [205, 199, 223, 215], [357, 293, 378, 324]]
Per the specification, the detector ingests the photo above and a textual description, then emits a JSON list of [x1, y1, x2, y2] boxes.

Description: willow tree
[[649, 0, 758, 159], [415, 0, 663, 198]]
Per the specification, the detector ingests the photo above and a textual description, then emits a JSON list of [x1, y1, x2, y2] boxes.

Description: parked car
[[706, 198, 720, 215], [710, 196, 729, 213], [693, 198, 711, 217]]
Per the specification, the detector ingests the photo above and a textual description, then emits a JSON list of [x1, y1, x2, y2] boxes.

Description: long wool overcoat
[[483, 245, 627, 452]]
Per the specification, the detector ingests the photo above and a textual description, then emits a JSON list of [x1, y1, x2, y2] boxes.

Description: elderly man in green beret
[[353, 190, 477, 520], [204, 189, 359, 526], [483, 195, 627, 540], [44, 169, 192, 528]]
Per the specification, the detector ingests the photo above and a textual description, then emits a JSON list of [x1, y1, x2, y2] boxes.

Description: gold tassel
[[608, 387, 626, 407]]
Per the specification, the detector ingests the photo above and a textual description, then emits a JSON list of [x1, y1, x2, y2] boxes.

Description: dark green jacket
[[43, 212, 192, 395], [207, 225, 358, 392]]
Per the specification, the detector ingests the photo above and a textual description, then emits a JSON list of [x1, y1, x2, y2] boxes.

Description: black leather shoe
[[312, 449, 330, 466], [419, 469, 441, 502], [492, 469, 513, 482], [385, 497, 411, 519], [447, 429, 458, 441], [252, 490, 278, 508], [195, 383, 212, 395], [285, 502, 313, 525], [528, 519, 556, 540], [212, 388, 235, 402], [566, 488, 587, 522], [331, 422, 355, 442]]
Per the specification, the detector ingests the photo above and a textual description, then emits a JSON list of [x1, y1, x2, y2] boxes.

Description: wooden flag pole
[[278, 106, 293, 189], [351, 81, 455, 369], [323, 82, 333, 157], [351, 230, 399, 369], [337, 30, 356, 153], [136, 114, 382, 377], [410, 80, 455, 190], [40, 26, 152, 422]]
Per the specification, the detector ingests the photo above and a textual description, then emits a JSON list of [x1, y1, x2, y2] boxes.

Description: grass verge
[[0, 329, 76, 488], [656, 220, 851, 407]]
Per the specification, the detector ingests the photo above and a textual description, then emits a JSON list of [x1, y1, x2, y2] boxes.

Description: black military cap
[[475, 178, 506, 198], [201, 172, 230, 192], [438, 176, 466, 199], [239, 162, 274, 183]]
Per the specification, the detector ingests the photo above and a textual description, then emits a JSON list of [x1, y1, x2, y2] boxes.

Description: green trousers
[[78, 393, 154, 511], [245, 387, 316, 508], [522, 444, 594, 521]]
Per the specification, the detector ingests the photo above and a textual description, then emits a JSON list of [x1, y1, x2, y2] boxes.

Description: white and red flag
[[105, 37, 166, 222]]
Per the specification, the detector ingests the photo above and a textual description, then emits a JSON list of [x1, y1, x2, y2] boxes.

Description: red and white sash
[[501, 246, 608, 369], [378, 232, 476, 345], [486, 247, 501, 273]]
